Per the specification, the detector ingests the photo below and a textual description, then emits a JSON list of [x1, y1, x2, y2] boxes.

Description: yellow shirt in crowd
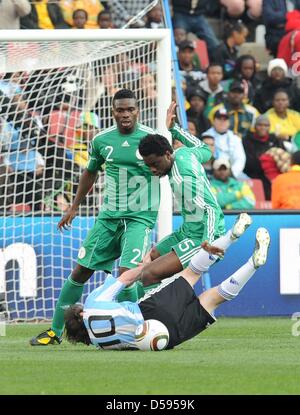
[[265, 108, 300, 137], [60, 0, 104, 28], [36, 0, 55, 29]]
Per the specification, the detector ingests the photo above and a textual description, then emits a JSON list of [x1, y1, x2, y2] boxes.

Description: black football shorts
[[138, 275, 216, 349]]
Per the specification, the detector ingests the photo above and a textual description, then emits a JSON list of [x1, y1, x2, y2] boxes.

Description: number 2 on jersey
[[105, 145, 114, 161], [130, 248, 141, 265]]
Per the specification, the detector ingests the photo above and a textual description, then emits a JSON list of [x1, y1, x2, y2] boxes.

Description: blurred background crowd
[[1, 0, 300, 214]]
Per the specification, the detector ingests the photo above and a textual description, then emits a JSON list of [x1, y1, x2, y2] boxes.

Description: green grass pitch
[[1, 317, 300, 395]]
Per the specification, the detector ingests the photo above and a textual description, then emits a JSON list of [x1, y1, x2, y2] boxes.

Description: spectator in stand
[[254, 58, 300, 113], [209, 81, 259, 140], [145, 4, 164, 28], [97, 10, 114, 28], [59, 0, 105, 29], [171, 0, 220, 58], [264, 89, 300, 142], [72, 9, 88, 29], [173, 27, 202, 69], [220, 0, 262, 20], [243, 115, 286, 199], [187, 118, 199, 136], [204, 108, 246, 179], [138, 73, 157, 129], [210, 159, 255, 210], [277, 9, 300, 75], [0, 0, 31, 29], [211, 20, 249, 79], [178, 40, 205, 88], [0, 72, 24, 103], [21, 0, 69, 29], [3, 126, 45, 212], [186, 87, 210, 136], [201, 133, 216, 180], [224, 55, 260, 105], [69, 111, 100, 169], [173, 27, 187, 46], [262, 0, 300, 57], [272, 150, 300, 208], [198, 63, 225, 117]]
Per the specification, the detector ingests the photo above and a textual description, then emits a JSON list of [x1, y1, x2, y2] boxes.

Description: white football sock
[[218, 258, 256, 301], [189, 231, 234, 274]]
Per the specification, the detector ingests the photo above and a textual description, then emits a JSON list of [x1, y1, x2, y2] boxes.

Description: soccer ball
[[135, 319, 169, 351]]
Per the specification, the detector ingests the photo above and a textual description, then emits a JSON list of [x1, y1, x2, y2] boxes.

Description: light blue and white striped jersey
[[83, 275, 144, 350]]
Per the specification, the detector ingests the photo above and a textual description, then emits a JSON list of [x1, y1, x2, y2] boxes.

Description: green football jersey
[[169, 124, 224, 242], [87, 123, 159, 226]]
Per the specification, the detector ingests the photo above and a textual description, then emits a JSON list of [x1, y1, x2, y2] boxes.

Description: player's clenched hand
[[201, 241, 224, 257], [166, 101, 177, 129], [57, 207, 77, 232]]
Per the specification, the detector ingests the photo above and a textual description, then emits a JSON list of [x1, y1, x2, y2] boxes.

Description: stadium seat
[[194, 39, 209, 70], [9, 203, 31, 213], [187, 33, 209, 70], [255, 25, 266, 46], [256, 200, 272, 209], [245, 178, 270, 209]]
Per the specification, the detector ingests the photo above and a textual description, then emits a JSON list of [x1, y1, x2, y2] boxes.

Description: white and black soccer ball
[[135, 319, 169, 351]]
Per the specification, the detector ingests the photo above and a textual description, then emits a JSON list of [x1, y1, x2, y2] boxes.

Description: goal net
[[0, 29, 172, 321]]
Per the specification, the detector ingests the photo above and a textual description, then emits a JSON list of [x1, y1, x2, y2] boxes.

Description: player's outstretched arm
[[57, 169, 98, 232], [166, 102, 211, 159], [166, 101, 177, 129], [119, 265, 144, 287]]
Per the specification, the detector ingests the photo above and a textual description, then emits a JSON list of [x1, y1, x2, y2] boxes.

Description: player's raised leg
[[141, 212, 253, 287], [189, 212, 252, 275], [199, 227, 270, 314]]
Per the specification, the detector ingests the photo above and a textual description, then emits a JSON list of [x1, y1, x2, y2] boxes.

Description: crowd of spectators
[[1, 1, 300, 211]]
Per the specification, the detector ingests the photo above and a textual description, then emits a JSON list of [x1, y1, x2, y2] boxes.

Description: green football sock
[[52, 276, 84, 337], [116, 282, 140, 303]]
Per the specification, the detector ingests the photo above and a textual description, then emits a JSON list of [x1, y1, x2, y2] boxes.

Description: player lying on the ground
[[64, 227, 270, 350]]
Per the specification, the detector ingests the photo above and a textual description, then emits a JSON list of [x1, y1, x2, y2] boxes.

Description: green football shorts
[[77, 218, 152, 272], [156, 216, 225, 268]]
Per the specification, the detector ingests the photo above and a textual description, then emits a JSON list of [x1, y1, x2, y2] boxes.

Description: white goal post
[[0, 29, 173, 321]]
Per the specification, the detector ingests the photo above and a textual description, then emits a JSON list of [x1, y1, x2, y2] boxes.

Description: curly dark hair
[[72, 9, 88, 20], [139, 134, 173, 157], [64, 304, 91, 346], [112, 89, 137, 107], [223, 20, 247, 40]]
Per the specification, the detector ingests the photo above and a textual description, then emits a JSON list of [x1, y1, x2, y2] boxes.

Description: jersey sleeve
[[169, 123, 201, 148], [86, 138, 105, 172], [169, 124, 212, 163], [190, 145, 212, 164], [85, 275, 125, 306]]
